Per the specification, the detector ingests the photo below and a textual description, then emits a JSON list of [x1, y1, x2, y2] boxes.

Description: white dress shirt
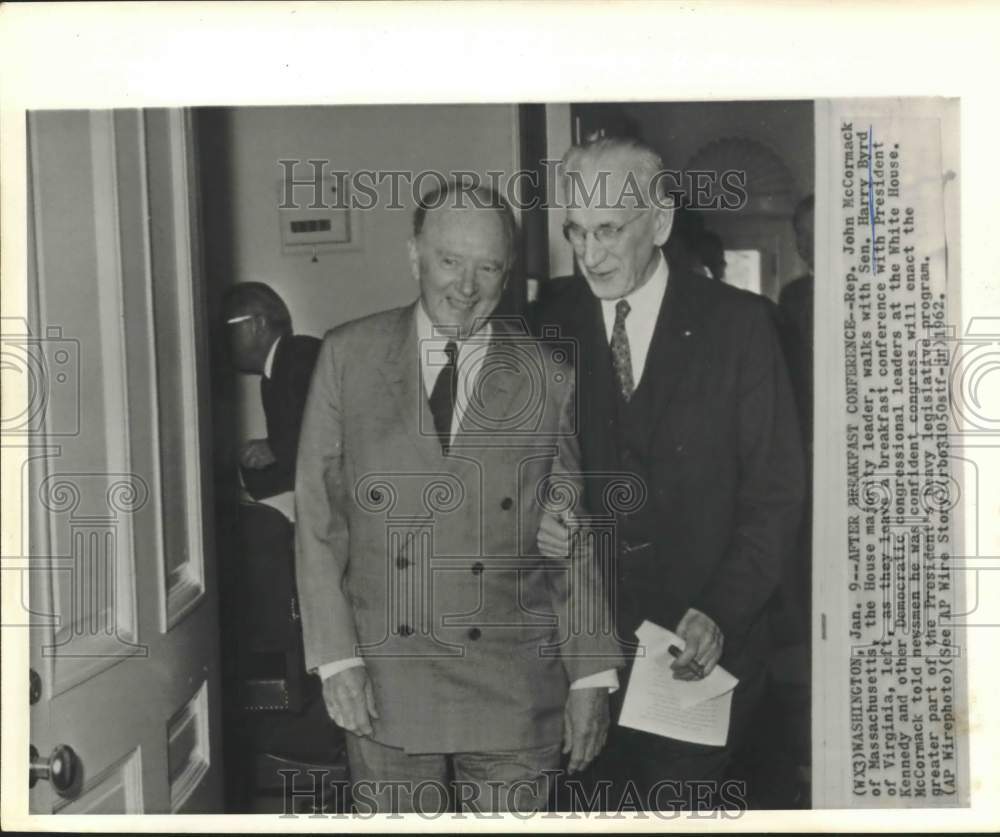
[[319, 304, 617, 691], [263, 334, 281, 379], [599, 251, 669, 386]]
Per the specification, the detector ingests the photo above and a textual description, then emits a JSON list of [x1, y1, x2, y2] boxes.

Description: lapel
[[453, 319, 530, 443], [377, 304, 444, 468], [376, 307, 533, 466], [572, 265, 711, 459], [638, 268, 709, 451], [576, 291, 619, 473]]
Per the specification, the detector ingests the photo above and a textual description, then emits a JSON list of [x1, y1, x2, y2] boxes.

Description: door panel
[[53, 748, 143, 815], [27, 109, 223, 814]]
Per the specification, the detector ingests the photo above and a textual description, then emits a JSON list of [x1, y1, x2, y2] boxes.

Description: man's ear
[[651, 203, 675, 247], [407, 237, 421, 283]]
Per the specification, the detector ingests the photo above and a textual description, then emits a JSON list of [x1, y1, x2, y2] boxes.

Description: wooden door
[[25, 109, 223, 814]]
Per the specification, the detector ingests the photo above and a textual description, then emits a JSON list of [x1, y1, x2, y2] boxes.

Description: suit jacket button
[[396, 554, 410, 569], [500, 497, 513, 510], [471, 561, 484, 575], [467, 627, 481, 641], [398, 624, 413, 637]]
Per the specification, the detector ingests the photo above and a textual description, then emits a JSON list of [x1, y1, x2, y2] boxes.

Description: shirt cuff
[[570, 668, 619, 693], [316, 657, 365, 681]]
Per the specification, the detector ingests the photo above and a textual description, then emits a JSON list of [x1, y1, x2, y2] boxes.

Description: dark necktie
[[610, 299, 635, 401], [428, 340, 458, 453]]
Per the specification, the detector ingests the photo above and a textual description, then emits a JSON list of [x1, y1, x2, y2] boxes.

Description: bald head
[[413, 181, 516, 266], [408, 184, 513, 338]]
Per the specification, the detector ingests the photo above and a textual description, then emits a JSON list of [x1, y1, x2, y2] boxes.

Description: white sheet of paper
[[619, 620, 739, 746], [258, 490, 295, 523], [239, 468, 296, 523], [637, 622, 739, 709]]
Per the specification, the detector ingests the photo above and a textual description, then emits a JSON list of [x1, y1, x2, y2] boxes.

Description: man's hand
[[537, 511, 575, 558], [321, 666, 379, 737], [240, 438, 276, 469], [562, 687, 609, 774], [672, 608, 724, 680]]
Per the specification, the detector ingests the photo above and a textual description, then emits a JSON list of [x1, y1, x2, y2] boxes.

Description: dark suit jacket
[[535, 266, 806, 678], [778, 272, 814, 445], [241, 334, 322, 500]]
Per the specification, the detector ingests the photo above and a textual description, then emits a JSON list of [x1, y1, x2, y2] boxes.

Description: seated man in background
[[222, 282, 339, 810], [225, 282, 322, 507]]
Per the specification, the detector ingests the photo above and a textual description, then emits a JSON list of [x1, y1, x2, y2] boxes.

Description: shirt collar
[[414, 300, 493, 348], [263, 335, 281, 379]]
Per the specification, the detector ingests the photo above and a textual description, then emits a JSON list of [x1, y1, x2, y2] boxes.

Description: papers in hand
[[618, 620, 739, 747]]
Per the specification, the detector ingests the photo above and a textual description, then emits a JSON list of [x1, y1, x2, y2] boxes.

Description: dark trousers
[[566, 665, 766, 813]]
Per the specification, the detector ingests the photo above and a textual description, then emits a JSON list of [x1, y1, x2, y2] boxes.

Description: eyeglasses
[[562, 212, 647, 249], [225, 314, 254, 325]]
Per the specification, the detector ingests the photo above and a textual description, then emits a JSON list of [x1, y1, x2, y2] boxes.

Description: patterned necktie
[[610, 299, 635, 401], [428, 340, 459, 453]]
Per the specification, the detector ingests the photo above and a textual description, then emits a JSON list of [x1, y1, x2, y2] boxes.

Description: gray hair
[[561, 136, 670, 208]]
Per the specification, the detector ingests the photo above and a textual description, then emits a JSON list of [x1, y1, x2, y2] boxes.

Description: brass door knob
[[29, 743, 81, 795]]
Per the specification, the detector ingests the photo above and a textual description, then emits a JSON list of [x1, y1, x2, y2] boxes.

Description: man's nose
[[581, 233, 608, 269], [456, 267, 477, 296]]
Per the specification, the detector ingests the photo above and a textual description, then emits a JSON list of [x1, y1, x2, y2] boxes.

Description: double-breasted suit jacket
[[295, 303, 622, 754]]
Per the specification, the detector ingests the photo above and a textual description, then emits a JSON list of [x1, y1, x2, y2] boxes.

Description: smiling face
[[408, 205, 509, 338], [563, 151, 673, 300]]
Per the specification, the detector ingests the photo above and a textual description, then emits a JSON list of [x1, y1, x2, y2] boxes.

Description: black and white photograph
[[2, 2, 997, 831]]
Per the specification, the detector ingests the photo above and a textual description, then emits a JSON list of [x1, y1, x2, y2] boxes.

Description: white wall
[[203, 104, 520, 438], [223, 104, 519, 337]]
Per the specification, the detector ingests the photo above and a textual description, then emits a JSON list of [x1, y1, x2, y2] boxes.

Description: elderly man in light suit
[[295, 182, 623, 813]]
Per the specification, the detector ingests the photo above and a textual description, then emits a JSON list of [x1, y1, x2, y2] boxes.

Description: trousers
[[345, 733, 562, 814], [564, 667, 766, 812]]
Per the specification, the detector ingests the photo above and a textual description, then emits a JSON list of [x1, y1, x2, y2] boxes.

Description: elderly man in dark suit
[[534, 137, 805, 810], [295, 183, 623, 814]]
